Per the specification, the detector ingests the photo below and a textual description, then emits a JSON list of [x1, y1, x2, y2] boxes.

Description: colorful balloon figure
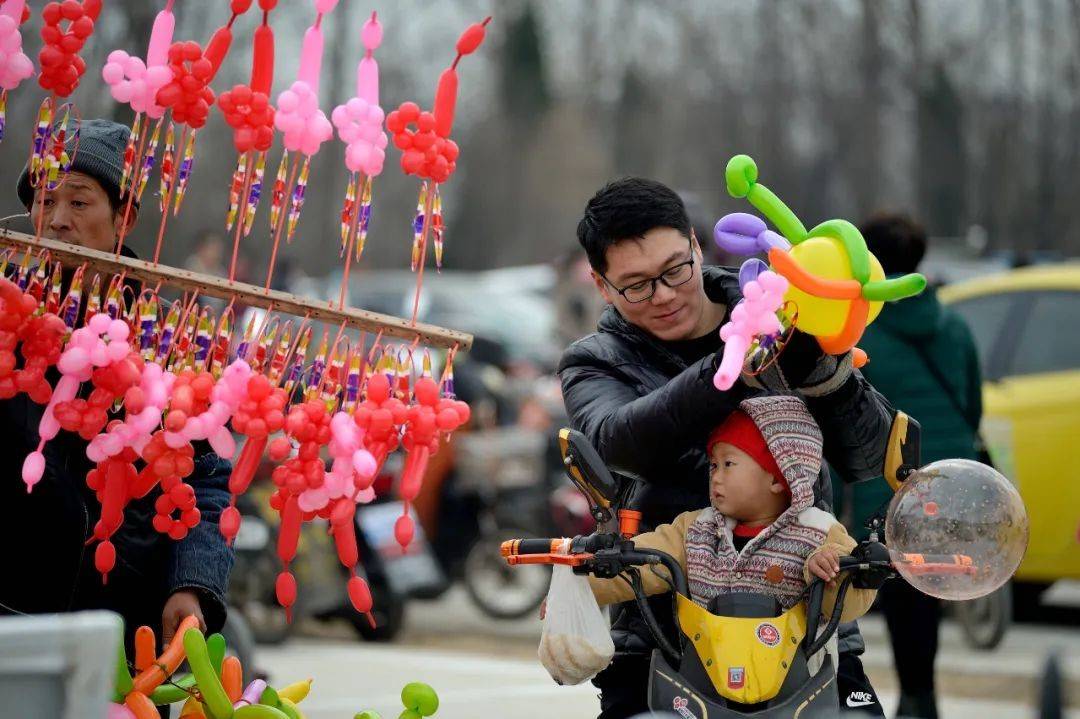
[[110, 617, 313, 718], [714, 155, 928, 362]]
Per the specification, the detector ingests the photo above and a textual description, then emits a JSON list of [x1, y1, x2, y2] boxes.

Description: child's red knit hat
[[707, 410, 788, 494]]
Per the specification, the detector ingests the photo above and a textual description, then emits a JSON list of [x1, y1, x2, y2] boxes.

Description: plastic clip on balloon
[[715, 154, 928, 363]]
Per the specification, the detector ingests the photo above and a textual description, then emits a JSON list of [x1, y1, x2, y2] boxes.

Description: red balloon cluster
[[394, 376, 469, 547], [352, 372, 407, 471], [3, 312, 67, 405], [156, 41, 216, 129], [0, 280, 38, 398], [85, 446, 139, 582], [271, 399, 331, 496], [167, 368, 215, 427], [38, 0, 102, 97], [218, 84, 275, 153], [55, 353, 143, 440], [220, 374, 287, 543], [144, 432, 199, 540], [386, 102, 459, 184]]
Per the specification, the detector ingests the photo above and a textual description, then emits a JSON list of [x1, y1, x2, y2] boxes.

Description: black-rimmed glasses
[[601, 240, 696, 303]]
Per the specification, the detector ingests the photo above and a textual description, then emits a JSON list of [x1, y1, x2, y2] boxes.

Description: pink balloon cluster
[[713, 269, 789, 391], [297, 411, 376, 512], [274, 80, 332, 156], [87, 362, 175, 462], [102, 50, 172, 118], [0, 4, 34, 92], [173, 358, 252, 459], [23, 314, 131, 490], [331, 98, 386, 176]]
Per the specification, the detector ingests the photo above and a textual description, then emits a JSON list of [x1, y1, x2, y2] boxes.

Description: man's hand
[[807, 547, 842, 587], [162, 590, 206, 645]]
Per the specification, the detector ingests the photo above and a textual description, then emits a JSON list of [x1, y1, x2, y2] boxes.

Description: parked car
[[939, 263, 1080, 640]]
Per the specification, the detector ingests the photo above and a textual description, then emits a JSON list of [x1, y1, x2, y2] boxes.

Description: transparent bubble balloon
[[886, 459, 1028, 600]]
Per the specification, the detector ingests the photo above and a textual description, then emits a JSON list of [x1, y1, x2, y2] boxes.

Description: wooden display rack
[[0, 227, 473, 351]]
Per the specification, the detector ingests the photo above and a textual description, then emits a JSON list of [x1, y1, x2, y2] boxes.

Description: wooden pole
[[0, 228, 473, 351]]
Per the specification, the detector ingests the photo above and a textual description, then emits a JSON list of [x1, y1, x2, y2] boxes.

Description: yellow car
[[940, 264, 1080, 595]]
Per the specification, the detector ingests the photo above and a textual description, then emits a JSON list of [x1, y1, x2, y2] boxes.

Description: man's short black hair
[[860, 212, 927, 275], [576, 177, 692, 275]]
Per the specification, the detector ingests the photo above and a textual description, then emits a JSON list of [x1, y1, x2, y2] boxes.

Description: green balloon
[[183, 628, 233, 719], [401, 682, 439, 716], [354, 712, 383, 719], [725, 155, 758, 198], [725, 155, 808, 244], [807, 219, 872, 285], [114, 641, 134, 703], [234, 706, 290, 719], [861, 273, 927, 302], [207, 633, 227, 674], [398, 711, 423, 719], [151, 673, 197, 705]]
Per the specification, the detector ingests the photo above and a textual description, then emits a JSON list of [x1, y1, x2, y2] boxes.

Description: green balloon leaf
[[398, 711, 423, 719], [354, 712, 383, 719], [806, 219, 872, 285], [861, 273, 927, 302]]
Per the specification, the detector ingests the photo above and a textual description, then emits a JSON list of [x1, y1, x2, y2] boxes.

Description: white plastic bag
[[537, 563, 615, 685]]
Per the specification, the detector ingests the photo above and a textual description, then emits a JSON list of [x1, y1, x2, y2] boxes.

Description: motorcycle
[[501, 417, 980, 717]]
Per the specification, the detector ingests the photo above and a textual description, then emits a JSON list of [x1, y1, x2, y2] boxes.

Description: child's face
[[708, 441, 789, 522]]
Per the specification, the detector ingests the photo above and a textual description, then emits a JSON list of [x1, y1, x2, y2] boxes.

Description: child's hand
[[808, 547, 841, 586]]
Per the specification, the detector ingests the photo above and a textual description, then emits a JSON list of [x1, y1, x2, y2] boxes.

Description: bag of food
[[537, 563, 615, 685]]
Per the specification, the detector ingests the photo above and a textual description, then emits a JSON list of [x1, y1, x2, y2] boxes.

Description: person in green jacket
[[851, 214, 984, 719]]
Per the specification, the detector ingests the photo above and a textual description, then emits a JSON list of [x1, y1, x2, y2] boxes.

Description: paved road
[[257, 587, 1080, 719]]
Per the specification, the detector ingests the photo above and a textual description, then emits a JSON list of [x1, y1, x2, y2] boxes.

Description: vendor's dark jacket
[[557, 265, 895, 654], [0, 244, 234, 641]]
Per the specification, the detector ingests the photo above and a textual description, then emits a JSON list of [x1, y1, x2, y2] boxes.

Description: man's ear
[[592, 270, 613, 304], [770, 477, 787, 495], [690, 229, 704, 259], [114, 203, 138, 238]]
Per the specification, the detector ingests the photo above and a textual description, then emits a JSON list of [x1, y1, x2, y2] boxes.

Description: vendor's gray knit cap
[[17, 118, 134, 210]]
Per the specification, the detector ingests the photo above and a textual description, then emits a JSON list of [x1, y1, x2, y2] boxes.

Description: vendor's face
[[28, 172, 135, 253], [593, 227, 709, 342], [709, 442, 788, 522]]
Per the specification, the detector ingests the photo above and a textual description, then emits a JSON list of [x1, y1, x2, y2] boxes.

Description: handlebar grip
[[499, 538, 569, 558]]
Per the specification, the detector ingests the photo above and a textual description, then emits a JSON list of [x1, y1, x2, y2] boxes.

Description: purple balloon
[[738, 258, 769, 292], [714, 213, 767, 255], [760, 229, 792, 253]]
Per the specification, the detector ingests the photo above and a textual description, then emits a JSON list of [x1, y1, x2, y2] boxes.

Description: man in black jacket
[[558, 178, 893, 718], [1, 120, 234, 653]]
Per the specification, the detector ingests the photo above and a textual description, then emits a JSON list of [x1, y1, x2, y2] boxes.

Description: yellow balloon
[[779, 237, 885, 337]]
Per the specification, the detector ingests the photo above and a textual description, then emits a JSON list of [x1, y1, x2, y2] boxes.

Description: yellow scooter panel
[[676, 593, 807, 704]]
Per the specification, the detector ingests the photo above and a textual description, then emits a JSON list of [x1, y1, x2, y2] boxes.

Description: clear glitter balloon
[[886, 459, 1028, 600]]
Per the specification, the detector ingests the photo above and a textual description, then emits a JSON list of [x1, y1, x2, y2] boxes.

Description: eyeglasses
[[601, 240, 696, 303]]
